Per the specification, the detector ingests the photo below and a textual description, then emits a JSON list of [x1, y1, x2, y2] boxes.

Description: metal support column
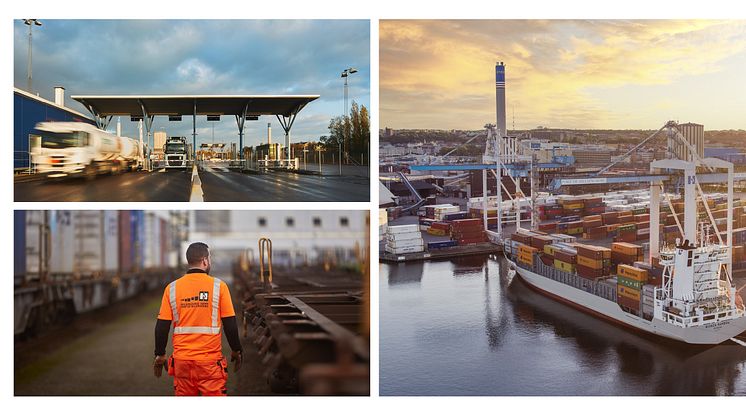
[[192, 100, 197, 164], [277, 112, 298, 161], [727, 165, 734, 279], [482, 169, 488, 232], [649, 176, 661, 263], [235, 102, 249, 160], [684, 165, 697, 243], [138, 100, 154, 171]]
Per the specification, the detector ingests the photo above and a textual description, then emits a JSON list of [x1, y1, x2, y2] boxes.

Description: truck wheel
[[84, 164, 97, 180]]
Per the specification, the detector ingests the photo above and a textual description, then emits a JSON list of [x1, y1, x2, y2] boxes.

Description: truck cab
[[164, 137, 188, 170]]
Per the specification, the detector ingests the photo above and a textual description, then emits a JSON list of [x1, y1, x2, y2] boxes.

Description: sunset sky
[[380, 20, 746, 130]]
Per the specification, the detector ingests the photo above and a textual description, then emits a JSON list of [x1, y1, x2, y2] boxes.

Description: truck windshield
[[40, 131, 88, 149], [165, 144, 186, 154]]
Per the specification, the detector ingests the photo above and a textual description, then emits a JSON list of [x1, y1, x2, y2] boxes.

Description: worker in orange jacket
[[153, 242, 243, 396]]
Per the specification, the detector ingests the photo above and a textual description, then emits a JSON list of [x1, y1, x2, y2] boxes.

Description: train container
[[25, 211, 46, 278], [602, 212, 619, 224], [144, 212, 162, 270], [119, 210, 133, 274], [49, 210, 75, 275], [576, 244, 611, 260], [72, 211, 119, 275], [14, 211, 26, 285], [530, 235, 554, 250], [618, 275, 645, 290]]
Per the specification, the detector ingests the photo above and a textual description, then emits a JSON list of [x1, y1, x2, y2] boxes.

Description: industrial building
[[673, 122, 705, 162], [13, 87, 95, 171], [187, 210, 368, 268]]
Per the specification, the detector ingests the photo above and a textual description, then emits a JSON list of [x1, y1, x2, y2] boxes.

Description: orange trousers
[[168, 357, 228, 396]]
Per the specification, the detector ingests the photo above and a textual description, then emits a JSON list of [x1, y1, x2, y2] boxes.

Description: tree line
[[319, 101, 370, 165]]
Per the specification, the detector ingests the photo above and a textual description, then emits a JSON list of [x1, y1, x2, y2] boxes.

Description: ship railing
[[660, 304, 739, 328], [532, 257, 617, 303]]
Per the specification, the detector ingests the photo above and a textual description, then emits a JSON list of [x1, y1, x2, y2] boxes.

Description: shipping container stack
[[583, 197, 605, 215], [581, 215, 605, 240], [517, 244, 539, 266], [427, 221, 451, 236], [450, 218, 487, 245], [553, 245, 577, 274], [559, 197, 585, 218], [616, 264, 648, 314], [385, 224, 425, 255], [611, 242, 644, 267], [641, 284, 655, 320], [575, 244, 612, 279], [426, 240, 458, 251]]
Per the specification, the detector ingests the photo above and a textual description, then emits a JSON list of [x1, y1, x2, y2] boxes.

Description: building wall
[[186, 210, 368, 268], [674, 122, 704, 161], [14, 90, 95, 169]]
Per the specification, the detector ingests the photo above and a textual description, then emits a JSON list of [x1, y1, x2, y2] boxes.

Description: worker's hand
[[230, 350, 243, 372], [153, 355, 168, 378]]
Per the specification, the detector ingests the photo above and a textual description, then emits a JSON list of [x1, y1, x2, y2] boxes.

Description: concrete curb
[[189, 165, 204, 202]]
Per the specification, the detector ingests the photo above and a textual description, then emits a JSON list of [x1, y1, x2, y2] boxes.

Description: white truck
[[31, 122, 143, 178], [164, 137, 189, 170]]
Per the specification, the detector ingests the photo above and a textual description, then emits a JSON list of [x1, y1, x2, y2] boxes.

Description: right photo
[[378, 20, 746, 396]]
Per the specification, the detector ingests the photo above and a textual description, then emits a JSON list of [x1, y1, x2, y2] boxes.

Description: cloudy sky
[[14, 19, 370, 145], [380, 20, 746, 130]]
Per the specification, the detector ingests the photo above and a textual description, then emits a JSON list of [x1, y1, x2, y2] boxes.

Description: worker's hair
[[186, 242, 210, 265]]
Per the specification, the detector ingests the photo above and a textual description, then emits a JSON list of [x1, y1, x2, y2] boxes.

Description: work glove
[[231, 350, 243, 372], [153, 355, 168, 378]]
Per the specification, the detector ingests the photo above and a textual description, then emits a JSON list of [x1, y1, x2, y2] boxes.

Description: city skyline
[[13, 19, 370, 146], [380, 20, 746, 131]]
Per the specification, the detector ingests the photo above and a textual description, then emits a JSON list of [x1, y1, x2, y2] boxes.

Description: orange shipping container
[[577, 255, 604, 269], [611, 242, 643, 256], [617, 284, 641, 300], [617, 264, 649, 282]]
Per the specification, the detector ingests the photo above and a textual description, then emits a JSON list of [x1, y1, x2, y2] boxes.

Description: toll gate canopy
[[71, 95, 320, 155]]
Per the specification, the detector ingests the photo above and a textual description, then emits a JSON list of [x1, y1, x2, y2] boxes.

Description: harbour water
[[380, 255, 746, 396]]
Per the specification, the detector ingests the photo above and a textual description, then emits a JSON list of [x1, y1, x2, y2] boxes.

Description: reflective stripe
[[174, 326, 221, 335], [212, 278, 220, 328], [169, 281, 178, 324]]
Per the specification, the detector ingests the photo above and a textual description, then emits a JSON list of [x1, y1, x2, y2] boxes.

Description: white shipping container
[[49, 210, 75, 274], [25, 210, 45, 276], [387, 224, 420, 234], [385, 244, 424, 254], [387, 231, 422, 241], [386, 238, 425, 248], [378, 209, 388, 226], [73, 211, 118, 274], [144, 212, 162, 269]]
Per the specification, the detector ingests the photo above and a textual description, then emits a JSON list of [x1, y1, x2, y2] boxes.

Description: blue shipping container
[[14, 211, 26, 279], [427, 240, 458, 250]]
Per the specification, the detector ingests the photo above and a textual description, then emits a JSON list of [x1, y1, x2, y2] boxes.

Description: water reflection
[[381, 255, 746, 395]]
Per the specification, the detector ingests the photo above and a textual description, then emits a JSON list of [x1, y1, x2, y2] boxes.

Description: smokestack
[[267, 122, 272, 145], [54, 86, 65, 107], [495, 62, 506, 138], [117, 117, 121, 137]]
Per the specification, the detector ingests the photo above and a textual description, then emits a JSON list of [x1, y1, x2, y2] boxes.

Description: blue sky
[[14, 19, 370, 145]]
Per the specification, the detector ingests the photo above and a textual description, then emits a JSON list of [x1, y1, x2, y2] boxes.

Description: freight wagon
[[14, 210, 182, 338]]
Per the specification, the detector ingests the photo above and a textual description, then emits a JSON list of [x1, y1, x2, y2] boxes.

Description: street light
[[23, 19, 42, 93], [340, 67, 357, 175]]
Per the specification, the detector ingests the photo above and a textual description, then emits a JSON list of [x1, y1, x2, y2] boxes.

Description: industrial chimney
[[54, 86, 65, 107], [495, 62, 506, 138], [267, 123, 272, 145]]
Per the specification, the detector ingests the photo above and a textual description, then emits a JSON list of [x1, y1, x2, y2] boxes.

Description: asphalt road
[[14, 170, 193, 202], [14, 166, 370, 202], [14, 284, 274, 396], [199, 166, 370, 202]]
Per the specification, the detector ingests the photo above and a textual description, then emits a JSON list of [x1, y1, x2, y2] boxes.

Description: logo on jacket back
[[180, 291, 210, 308]]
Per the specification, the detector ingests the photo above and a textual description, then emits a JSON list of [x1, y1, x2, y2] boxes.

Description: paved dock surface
[[14, 164, 369, 202], [14, 287, 273, 396]]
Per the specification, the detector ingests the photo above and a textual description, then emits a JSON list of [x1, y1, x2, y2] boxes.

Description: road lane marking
[[190, 165, 204, 202]]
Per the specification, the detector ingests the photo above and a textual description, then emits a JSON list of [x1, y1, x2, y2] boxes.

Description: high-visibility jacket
[[158, 271, 235, 360]]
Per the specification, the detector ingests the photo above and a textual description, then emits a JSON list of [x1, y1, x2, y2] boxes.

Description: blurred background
[[14, 209, 369, 396]]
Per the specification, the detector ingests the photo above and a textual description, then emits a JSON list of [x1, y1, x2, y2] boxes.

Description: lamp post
[[340, 67, 357, 175], [23, 19, 42, 93]]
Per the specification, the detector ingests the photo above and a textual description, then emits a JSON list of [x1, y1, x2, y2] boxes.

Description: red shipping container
[[617, 295, 640, 311], [531, 235, 554, 250], [119, 210, 133, 274], [452, 231, 486, 240], [634, 214, 650, 222], [555, 250, 577, 264], [584, 197, 604, 205], [602, 212, 619, 224], [636, 221, 650, 230], [540, 255, 554, 267], [577, 264, 609, 279], [451, 218, 482, 228], [458, 237, 487, 245], [583, 219, 603, 228]]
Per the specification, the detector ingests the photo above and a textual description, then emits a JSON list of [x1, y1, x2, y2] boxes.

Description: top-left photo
[[13, 19, 370, 202]]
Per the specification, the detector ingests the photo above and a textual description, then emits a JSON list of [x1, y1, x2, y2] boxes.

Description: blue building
[[704, 147, 746, 165], [13, 87, 95, 171]]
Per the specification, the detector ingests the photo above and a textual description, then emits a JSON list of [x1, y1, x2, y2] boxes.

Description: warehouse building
[[14, 87, 95, 171]]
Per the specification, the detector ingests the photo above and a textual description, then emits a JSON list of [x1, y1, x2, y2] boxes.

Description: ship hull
[[510, 260, 746, 345]]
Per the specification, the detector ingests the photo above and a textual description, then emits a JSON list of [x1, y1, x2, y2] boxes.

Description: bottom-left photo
[[14, 209, 369, 396]]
